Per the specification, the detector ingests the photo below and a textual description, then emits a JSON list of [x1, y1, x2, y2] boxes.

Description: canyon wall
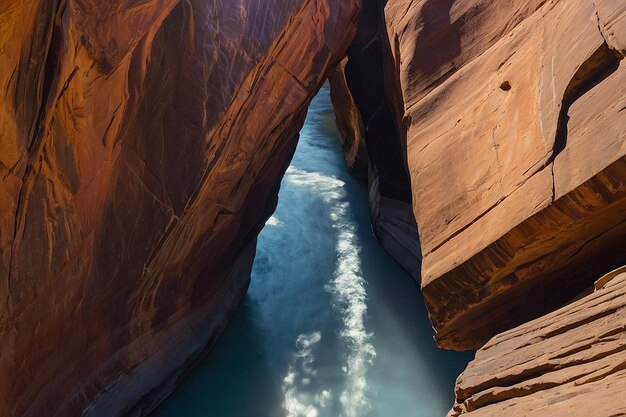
[[332, 0, 625, 414], [330, 0, 423, 279], [448, 269, 626, 417], [2, 0, 625, 415], [0, 1, 359, 415], [328, 60, 369, 180], [395, 0, 625, 351], [333, 0, 625, 350]]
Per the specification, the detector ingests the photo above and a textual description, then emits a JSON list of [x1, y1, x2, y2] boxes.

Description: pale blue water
[[153, 85, 472, 417]]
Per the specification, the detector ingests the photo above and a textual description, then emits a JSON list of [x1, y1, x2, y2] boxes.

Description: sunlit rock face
[[448, 270, 626, 417], [334, 0, 626, 350], [392, 0, 626, 351], [329, 0, 422, 280], [0, 1, 359, 415], [330, 0, 626, 414]]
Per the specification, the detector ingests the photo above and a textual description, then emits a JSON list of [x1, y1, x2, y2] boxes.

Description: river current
[[153, 84, 471, 417]]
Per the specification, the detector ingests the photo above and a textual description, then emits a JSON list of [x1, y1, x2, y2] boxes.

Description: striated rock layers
[[3, 0, 626, 415], [391, 0, 626, 350], [333, 0, 626, 350], [448, 270, 626, 417], [0, 1, 359, 415]]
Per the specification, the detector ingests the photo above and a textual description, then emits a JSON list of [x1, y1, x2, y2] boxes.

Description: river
[[153, 84, 472, 417]]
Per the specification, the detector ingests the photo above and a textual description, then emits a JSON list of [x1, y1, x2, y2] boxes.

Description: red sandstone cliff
[[2, 0, 626, 415], [0, 1, 359, 415], [448, 268, 626, 416], [328, 60, 369, 181], [332, 0, 625, 348], [389, 0, 626, 352], [331, 0, 625, 415]]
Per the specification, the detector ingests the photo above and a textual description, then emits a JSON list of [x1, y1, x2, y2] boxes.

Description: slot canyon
[[0, 0, 624, 416]]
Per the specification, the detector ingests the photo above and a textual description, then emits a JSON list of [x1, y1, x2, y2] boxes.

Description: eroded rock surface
[[329, 0, 422, 279], [379, 0, 626, 349], [328, 59, 368, 180], [327, 0, 626, 413], [448, 271, 626, 417], [0, 1, 359, 415]]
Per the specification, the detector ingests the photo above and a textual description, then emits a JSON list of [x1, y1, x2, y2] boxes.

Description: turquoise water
[[153, 85, 472, 417]]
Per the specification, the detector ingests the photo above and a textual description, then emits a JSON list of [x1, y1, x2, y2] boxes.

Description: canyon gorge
[[0, 0, 625, 416]]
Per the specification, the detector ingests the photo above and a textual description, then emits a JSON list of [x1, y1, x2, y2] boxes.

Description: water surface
[[154, 85, 472, 417]]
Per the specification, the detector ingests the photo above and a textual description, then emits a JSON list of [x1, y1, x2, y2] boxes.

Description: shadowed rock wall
[[333, 0, 626, 350], [0, 1, 359, 415], [329, 0, 422, 279]]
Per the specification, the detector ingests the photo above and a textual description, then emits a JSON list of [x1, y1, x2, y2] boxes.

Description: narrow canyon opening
[[2, 1, 625, 416], [151, 85, 472, 417]]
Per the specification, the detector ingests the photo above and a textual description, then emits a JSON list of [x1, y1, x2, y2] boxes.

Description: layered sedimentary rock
[[0, 1, 359, 415], [323, 0, 626, 413], [448, 269, 626, 417], [334, 0, 626, 350]]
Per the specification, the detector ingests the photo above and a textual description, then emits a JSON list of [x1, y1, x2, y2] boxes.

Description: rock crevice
[[329, 0, 422, 279]]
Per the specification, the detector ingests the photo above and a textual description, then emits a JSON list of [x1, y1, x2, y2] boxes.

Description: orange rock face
[[380, 0, 626, 349], [448, 270, 626, 417], [0, 1, 359, 415], [328, 59, 368, 180], [327, 0, 626, 414]]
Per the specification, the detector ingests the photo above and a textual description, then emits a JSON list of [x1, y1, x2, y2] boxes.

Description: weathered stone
[[330, 0, 422, 279], [448, 271, 626, 417], [380, 0, 626, 349], [328, 59, 369, 180], [0, 1, 359, 415]]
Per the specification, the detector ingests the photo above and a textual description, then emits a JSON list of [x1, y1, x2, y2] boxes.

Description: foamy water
[[153, 84, 471, 417], [282, 167, 375, 417]]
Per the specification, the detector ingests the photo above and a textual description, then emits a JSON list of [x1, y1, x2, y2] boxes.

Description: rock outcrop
[[0, 1, 359, 415], [328, 60, 369, 180], [334, 0, 626, 350], [330, 0, 626, 413], [410, 0, 625, 351], [3, 0, 626, 414], [448, 269, 626, 417]]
